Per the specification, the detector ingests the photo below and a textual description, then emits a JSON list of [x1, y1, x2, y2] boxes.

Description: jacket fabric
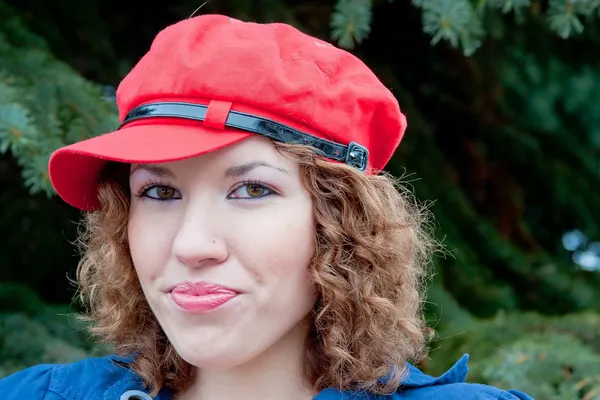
[[0, 354, 534, 399]]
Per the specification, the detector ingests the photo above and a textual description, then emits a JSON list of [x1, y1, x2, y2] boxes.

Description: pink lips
[[169, 282, 238, 313]]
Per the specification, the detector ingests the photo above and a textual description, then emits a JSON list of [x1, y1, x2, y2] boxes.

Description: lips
[[169, 281, 239, 313]]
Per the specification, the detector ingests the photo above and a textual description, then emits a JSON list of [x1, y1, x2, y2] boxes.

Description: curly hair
[[75, 142, 436, 397]]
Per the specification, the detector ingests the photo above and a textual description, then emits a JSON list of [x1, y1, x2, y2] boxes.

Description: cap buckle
[[345, 142, 369, 172]]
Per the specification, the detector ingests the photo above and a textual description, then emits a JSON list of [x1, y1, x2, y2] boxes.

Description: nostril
[[120, 390, 154, 400]]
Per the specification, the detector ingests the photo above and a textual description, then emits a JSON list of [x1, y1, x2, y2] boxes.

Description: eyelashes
[[134, 179, 277, 202], [134, 179, 178, 201], [229, 180, 276, 199]]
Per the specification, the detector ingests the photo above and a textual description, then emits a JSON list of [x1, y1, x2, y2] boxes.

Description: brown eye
[[143, 185, 181, 200], [246, 184, 266, 197], [156, 187, 176, 199], [229, 182, 274, 199]]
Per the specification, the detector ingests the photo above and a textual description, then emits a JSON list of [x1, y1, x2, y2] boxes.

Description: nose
[[171, 205, 228, 268]]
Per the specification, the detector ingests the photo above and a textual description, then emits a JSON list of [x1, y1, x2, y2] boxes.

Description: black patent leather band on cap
[[119, 102, 369, 172]]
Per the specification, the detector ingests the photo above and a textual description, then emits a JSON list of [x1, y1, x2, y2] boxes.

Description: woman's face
[[128, 136, 317, 368]]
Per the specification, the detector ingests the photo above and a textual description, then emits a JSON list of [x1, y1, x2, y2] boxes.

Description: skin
[[128, 136, 318, 400]]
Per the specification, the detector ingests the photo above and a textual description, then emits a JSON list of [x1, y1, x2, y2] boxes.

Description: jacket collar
[[108, 354, 471, 399], [401, 354, 469, 389], [312, 354, 470, 399]]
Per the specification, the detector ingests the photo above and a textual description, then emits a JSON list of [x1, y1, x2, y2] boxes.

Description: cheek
[[127, 206, 177, 281], [234, 201, 316, 298]]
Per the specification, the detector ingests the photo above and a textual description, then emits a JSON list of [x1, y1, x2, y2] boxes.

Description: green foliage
[[0, 1, 118, 196], [0, 282, 45, 315], [482, 335, 600, 399], [331, 0, 600, 54], [419, 0, 484, 56], [499, 43, 600, 152], [0, 283, 108, 379], [330, 0, 373, 48], [0, 313, 87, 378], [428, 312, 600, 399], [2, 0, 600, 397]]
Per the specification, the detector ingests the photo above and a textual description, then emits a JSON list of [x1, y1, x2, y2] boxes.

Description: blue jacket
[[0, 354, 534, 399]]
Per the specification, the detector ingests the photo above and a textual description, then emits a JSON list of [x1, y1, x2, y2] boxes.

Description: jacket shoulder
[[394, 354, 534, 400], [0, 363, 56, 400], [396, 383, 534, 399], [0, 355, 136, 400], [316, 354, 534, 400]]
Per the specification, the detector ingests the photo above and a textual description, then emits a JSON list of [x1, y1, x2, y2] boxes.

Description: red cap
[[48, 14, 407, 211]]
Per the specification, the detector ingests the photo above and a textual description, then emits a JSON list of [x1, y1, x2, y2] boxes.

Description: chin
[[174, 339, 258, 369]]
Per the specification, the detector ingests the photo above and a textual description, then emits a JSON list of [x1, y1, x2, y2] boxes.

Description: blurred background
[[1, 0, 600, 399]]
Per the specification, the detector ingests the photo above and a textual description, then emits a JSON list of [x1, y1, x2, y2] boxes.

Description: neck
[[180, 321, 315, 400]]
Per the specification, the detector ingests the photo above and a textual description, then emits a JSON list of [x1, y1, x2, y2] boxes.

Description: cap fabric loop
[[205, 100, 233, 129], [120, 102, 369, 172]]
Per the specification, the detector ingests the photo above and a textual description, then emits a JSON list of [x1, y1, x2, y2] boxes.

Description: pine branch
[[328, 0, 600, 55], [548, 0, 585, 38], [0, 10, 118, 196], [487, 0, 532, 15], [420, 0, 484, 56], [330, 0, 373, 48]]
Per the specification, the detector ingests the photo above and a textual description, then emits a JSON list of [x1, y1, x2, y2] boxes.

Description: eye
[[141, 185, 182, 201], [228, 182, 275, 199]]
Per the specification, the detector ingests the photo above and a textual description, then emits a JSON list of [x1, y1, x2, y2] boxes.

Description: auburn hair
[[75, 142, 436, 397]]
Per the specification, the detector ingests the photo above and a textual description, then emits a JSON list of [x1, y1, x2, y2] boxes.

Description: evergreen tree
[[0, 1, 118, 195], [331, 0, 600, 55], [2, 1, 600, 398]]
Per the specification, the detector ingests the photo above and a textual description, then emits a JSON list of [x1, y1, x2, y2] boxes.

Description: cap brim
[[49, 123, 251, 210]]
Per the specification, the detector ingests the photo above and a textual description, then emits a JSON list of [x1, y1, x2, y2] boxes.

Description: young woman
[[0, 14, 533, 400]]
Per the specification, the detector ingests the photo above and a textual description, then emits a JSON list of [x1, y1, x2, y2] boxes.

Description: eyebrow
[[129, 164, 175, 178], [224, 161, 289, 177], [129, 161, 288, 178]]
